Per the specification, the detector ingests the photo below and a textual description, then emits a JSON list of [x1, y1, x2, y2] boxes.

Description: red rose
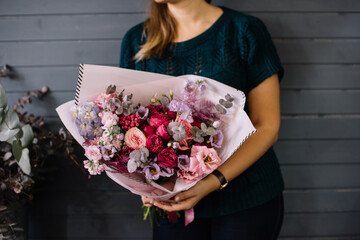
[[156, 124, 171, 141], [167, 111, 177, 120], [147, 104, 165, 117], [158, 147, 178, 168], [144, 125, 156, 136], [149, 114, 169, 128], [191, 116, 202, 128], [146, 134, 164, 153]]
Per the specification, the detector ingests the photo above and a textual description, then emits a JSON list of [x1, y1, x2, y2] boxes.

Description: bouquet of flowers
[[56, 64, 256, 224]]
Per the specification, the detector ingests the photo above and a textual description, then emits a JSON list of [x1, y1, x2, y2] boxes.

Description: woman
[[120, 0, 285, 239]]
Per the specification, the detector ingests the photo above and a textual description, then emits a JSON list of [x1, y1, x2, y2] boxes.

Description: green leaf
[[18, 148, 31, 175], [20, 124, 34, 147], [0, 106, 21, 141], [12, 139, 22, 161], [201, 123, 207, 132], [0, 84, 7, 108]]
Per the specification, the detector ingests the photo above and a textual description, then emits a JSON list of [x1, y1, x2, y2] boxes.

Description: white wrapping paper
[[56, 64, 256, 200]]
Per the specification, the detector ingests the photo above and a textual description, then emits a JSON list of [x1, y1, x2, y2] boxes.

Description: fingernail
[[175, 197, 180, 202]]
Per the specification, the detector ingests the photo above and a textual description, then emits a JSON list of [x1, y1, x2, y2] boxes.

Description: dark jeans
[[153, 193, 284, 240]]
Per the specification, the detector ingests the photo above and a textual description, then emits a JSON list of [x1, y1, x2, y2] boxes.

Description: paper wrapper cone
[[56, 64, 256, 200]]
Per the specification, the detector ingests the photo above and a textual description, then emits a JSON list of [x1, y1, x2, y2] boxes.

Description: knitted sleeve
[[243, 17, 284, 93], [119, 24, 144, 69]]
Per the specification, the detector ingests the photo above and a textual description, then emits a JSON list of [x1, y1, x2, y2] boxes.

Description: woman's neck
[[167, 1, 223, 42]]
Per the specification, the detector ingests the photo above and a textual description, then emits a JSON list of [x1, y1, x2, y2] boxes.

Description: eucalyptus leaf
[[201, 123, 207, 132], [18, 148, 31, 175], [12, 139, 22, 161], [206, 127, 217, 136], [20, 124, 34, 147]]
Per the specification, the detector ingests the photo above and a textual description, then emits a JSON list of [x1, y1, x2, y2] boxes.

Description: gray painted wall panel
[[275, 140, 360, 164], [2, 0, 360, 15]]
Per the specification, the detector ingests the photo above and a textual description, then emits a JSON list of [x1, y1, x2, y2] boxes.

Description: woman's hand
[[153, 173, 220, 212]]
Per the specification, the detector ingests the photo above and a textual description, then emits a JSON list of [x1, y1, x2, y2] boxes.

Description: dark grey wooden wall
[[1, 0, 359, 239]]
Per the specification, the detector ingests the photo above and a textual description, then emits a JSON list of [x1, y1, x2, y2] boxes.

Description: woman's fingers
[[141, 196, 154, 207]]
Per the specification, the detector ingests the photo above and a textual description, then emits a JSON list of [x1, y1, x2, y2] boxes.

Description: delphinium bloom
[[73, 101, 103, 139]]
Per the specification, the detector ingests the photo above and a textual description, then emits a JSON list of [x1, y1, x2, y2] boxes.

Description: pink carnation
[[177, 170, 201, 183], [175, 117, 194, 150], [94, 92, 117, 108], [124, 127, 147, 150], [189, 145, 222, 175], [100, 111, 119, 128], [85, 145, 102, 161]]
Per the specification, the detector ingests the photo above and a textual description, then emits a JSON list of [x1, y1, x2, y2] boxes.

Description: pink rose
[[85, 145, 102, 161], [177, 170, 201, 183], [144, 126, 156, 136], [158, 147, 178, 169], [149, 114, 169, 128], [146, 134, 164, 153], [189, 146, 222, 175], [100, 111, 119, 128], [124, 127, 147, 150], [156, 124, 171, 141]]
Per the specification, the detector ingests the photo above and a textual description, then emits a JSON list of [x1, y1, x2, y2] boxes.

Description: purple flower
[[101, 145, 117, 161], [77, 101, 101, 124], [169, 100, 185, 112], [144, 163, 161, 180], [159, 167, 174, 177], [209, 130, 224, 148], [177, 155, 190, 170], [76, 119, 95, 139], [136, 106, 149, 120]]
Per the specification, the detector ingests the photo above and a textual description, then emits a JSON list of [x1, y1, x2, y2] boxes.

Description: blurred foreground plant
[[0, 83, 80, 239]]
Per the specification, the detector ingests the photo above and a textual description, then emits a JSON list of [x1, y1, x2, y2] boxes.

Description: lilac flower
[[178, 155, 190, 170], [210, 130, 224, 148], [144, 163, 161, 180], [101, 145, 117, 161], [168, 100, 186, 112], [136, 106, 149, 120], [159, 167, 174, 177], [167, 122, 186, 141]]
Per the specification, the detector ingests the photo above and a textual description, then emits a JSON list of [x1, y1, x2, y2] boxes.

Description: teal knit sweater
[[120, 6, 285, 218]]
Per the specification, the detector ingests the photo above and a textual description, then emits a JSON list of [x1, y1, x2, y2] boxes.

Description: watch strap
[[211, 169, 228, 190]]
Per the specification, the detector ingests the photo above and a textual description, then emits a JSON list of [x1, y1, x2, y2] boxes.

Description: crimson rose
[[146, 134, 163, 153], [149, 114, 169, 128], [158, 147, 178, 168]]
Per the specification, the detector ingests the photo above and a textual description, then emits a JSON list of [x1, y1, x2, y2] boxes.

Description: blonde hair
[[135, 0, 212, 61]]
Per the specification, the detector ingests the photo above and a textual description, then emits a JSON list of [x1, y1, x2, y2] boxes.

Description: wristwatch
[[211, 169, 229, 190]]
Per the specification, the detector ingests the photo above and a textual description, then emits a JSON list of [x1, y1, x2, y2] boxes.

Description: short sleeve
[[244, 17, 284, 93]]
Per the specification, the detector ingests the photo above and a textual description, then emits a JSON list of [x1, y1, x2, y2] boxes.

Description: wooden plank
[[0, 66, 79, 92], [279, 117, 360, 140], [283, 189, 360, 213], [1, 39, 360, 67], [1, 13, 359, 41], [28, 189, 360, 216], [275, 140, 360, 164], [280, 212, 360, 237], [0, 0, 149, 15], [213, 0, 360, 12], [2, 64, 359, 92], [1, 0, 360, 15], [281, 64, 360, 90], [282, 164, 360, 189], [0, 14, 146, 41], [280, 90, 360, 114], [28, 215, 152, 238], [28, 213, 360, 238], [274, 39, 360, 64], [6, 89, 360, 117]]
